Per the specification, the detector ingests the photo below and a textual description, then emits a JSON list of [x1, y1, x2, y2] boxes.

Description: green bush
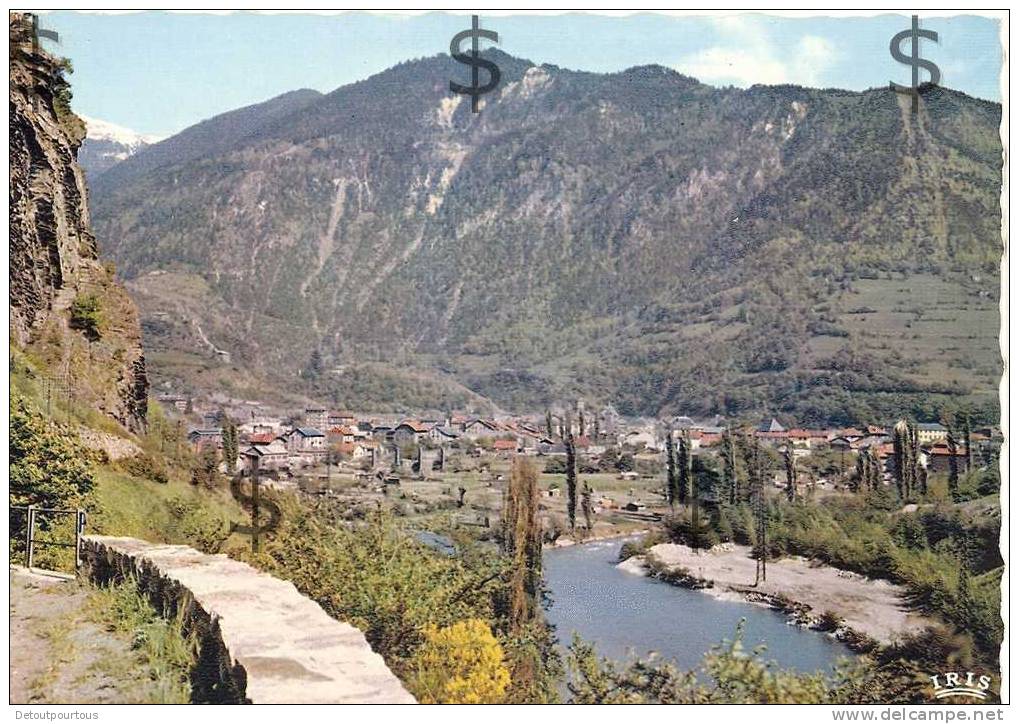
[[69, 293, 104, 340], [120, 452, 169, 485]]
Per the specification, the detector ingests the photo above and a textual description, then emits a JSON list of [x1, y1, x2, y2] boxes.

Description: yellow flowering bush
[[408, 619, 511, 704]]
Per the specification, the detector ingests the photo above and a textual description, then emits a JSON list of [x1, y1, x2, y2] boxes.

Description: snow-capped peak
[[79, 115, 163, 148]]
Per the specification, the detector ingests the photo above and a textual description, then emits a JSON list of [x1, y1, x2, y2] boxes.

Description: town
[[162, 392, 999, 538]]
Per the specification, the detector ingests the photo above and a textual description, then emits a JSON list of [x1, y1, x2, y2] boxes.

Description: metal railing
[[10, 505, 87, 571]]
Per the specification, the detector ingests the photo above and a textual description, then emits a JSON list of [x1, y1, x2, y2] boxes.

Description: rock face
[[9, 13, 148, 431], [80, 536, 416, 704]]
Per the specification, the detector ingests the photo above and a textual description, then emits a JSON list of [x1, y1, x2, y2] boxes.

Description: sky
[[37, 10, 1004, 138]]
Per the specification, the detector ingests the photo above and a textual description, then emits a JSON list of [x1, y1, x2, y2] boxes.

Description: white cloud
[[674, 26, 837, 88]]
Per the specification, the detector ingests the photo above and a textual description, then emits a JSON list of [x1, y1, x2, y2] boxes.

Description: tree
[[665, 431, 678, 509], [946, 418, 961, 502], [751, 439, 767, 584], [10, 394, 95, 508], [221, 415, 238, 473], [723, 431, 738, 505], [305, 349, 324, 380], [783, 447, 796, 503], [677, 432, 691, 506], [502, 457, 542, 628], [581, 481, 594, 531], [962, 412, 973, 472], [190, 447, 220, 489], [545, 409, 554, 438], [892, 420, 908, 500], [565, 432, 578, 531], [578, 408, 586, 437], [408, 619, 511, 704], [909, 421, 922, 495]]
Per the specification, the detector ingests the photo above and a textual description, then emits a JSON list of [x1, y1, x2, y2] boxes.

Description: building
[[188, 428, 222, 452], [925, 442, 969, 473], [335, 441, 373, 460], [393, 421, 431, 444], [327, 426, 356, 444], [156, 394, 189, 414], [462, 419, 501, 440], [286, 427, 327, 459], [492, 439, 519, 454], [917, 423, 948, 444], [599, 404, 621, 436], [243, 439, 289, 471], [304, 408, 329, 431], [757, 417, 786, 433], [429, 426, 461, 443], [328, 410, 357, 427]]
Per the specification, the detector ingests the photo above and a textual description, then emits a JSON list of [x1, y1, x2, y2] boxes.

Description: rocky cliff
[[9, 13, 148, 431]]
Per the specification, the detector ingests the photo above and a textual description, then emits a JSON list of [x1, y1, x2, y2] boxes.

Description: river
[[543, 537, 852, 675]]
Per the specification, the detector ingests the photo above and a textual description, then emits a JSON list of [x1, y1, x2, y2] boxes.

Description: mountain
[[10, 14, 148, 430], [77, 116, 162, 181], [91, 88, 322, 194], [89, 51, 1003, 424]]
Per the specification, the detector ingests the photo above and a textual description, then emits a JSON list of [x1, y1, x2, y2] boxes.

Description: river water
[[543, 537, 852, 675]]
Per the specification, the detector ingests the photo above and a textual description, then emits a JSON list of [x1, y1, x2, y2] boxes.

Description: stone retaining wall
[[80, 536, 415, 704]]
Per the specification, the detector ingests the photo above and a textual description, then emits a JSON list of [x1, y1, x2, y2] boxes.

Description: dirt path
[[9, 567, 178, 704], [630, 544, 934, 645]]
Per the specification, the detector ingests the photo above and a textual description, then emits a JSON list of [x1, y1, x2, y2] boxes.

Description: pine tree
[[665, 430, 677, 509], [565, 430, 578, 531], [545, 410, 553, 438], [783, 446, 796, 502]]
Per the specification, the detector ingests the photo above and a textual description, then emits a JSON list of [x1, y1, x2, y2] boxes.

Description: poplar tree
[[783, 446, 796, 502], [962, 412, 973, 472], [502, 458, 542, 629], [751, 439, 767, 584], [665, 430, 678, 509], [677, 431, 691, 506], [947, 419, 961, 502], [221, 415, 238, 473], [909, 421, 922, 495], [893, 420, 908, 499], [581, 481, 594, 531], [851, 453, 864, 493], [565, 431, 578, 531], [723, 430, 738, 505]]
